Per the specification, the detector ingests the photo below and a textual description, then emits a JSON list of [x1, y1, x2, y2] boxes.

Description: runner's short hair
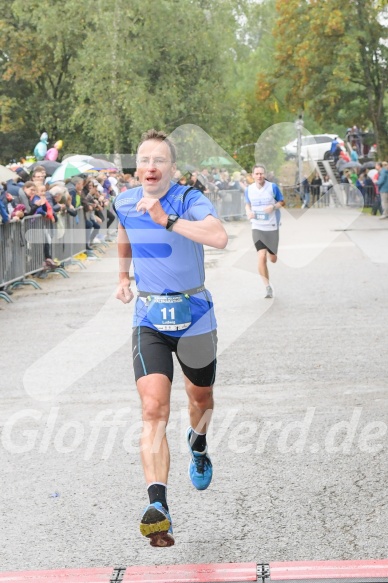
[[138, 129, 176, 163], [252, 163, 266, 174]]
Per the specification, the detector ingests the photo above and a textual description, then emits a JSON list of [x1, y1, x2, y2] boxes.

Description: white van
[[282, 134, 344, 161]]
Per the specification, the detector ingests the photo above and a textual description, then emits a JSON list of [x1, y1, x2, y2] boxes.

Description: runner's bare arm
[[169, 214, 228, 249], [116, 224, 134, 304], [136, 197, 227, 248], [245, 202, 254, 219]]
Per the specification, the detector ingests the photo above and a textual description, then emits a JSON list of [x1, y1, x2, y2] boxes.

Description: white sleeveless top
[[246, 181, 278, 231]]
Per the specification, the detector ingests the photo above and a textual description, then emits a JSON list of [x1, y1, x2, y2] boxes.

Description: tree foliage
[[0, 0, 246, 160], [0, 0, 387, 163], [268, 0, 388, 156], [228, 0, 292, 170], [0, 0, 88, 148]]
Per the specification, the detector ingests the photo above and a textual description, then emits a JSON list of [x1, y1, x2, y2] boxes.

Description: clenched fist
[[116, 279, 134, 304]]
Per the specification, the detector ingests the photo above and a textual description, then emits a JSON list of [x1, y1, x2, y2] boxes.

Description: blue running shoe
[[187, 427, 213, 490], [139, 501, 174, 547]]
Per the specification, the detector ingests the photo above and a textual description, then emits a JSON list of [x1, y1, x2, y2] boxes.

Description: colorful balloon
[[54, 140, 63, 150], [34, 142, 47, 160], [33, 132, 49, 161], [45, 148, 58, 161]]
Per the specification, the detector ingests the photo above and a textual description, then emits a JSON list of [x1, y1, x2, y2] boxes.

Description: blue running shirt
[[114, 182, 218, 337]]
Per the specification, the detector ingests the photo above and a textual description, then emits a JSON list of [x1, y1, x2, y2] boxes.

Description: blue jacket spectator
[[377, 166, 388, 193], [6, 179, 23, 197], [0, 199, 9, 223], [330, 138, 339, 154]]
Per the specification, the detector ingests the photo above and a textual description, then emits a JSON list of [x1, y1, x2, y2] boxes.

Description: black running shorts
[[132, 326, 217, 387], [252, 228, 279, 255]]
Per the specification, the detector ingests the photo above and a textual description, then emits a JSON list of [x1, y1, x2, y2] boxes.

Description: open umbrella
[[200, 156, 235, 167], [182, 163, 197, 172], [29, 160, 61, 176], [62, 155, 118, 172], [0, 165, 19, 182], [62, 154, 91, 164], [62, 154, 118, 169], [49, 160, 94, 183], [360, 161, 376, 171], [342, 161, 362, 169], [86, 157, 118, 171]]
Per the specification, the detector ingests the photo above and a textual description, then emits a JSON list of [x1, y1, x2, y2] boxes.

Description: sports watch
[[166, 214, 179, 231]]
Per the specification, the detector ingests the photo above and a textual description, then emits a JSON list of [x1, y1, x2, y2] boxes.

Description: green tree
[[0, 0, 250, 161], [0, 0, 88, 159], [271, 0, 388, 156], [229, 0, 292, 171], [70, 0, 246, 158]]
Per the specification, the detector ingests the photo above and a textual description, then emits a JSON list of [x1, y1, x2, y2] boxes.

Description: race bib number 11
[[147, 294, 192, 331]]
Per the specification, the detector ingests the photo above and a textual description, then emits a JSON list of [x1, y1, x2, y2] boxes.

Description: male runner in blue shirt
[[115, 129, 228, 547]]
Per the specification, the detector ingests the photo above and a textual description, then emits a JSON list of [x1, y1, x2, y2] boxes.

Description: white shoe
[[378, 215, 388, 220], [265, 285, 273, 299]]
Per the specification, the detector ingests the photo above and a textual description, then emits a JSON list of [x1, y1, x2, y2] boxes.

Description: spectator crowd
[[297, 159, 388, 215], [0, 166, 138, 268], [1, 152, 387, 272]]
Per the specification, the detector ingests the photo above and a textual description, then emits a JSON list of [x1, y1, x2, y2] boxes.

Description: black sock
[[148, 483, 168, 511], [190, 429, 207, 453]]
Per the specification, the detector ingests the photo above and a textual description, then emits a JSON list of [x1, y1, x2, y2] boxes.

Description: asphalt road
[[0, 209, 387, 572]]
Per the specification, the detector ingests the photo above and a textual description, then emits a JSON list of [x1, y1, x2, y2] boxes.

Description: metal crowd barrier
[[0, 205, 117, 302], [22, 210, 86, 267], [281, 184, 370, 208], [363, 185, 378, 208], [205, 189, 245, 219], [0, 220, 27, 287], [51, 208, 87, 262], [219, 189, 245, 218], [281, 185, 329, 208], [50, 214, 74, 263], [207, 183, 376, 214], [23, 215, 45, 276]]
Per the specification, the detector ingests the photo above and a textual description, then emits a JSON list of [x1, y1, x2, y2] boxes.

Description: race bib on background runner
[[255, 212, 270, 221]]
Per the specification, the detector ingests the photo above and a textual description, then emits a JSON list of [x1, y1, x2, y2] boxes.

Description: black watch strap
[[166, 214, 179, 231]]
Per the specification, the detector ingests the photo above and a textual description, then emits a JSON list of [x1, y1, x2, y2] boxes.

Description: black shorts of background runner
[[132, 326, 217, 387], [252, 228, 279, 255]]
